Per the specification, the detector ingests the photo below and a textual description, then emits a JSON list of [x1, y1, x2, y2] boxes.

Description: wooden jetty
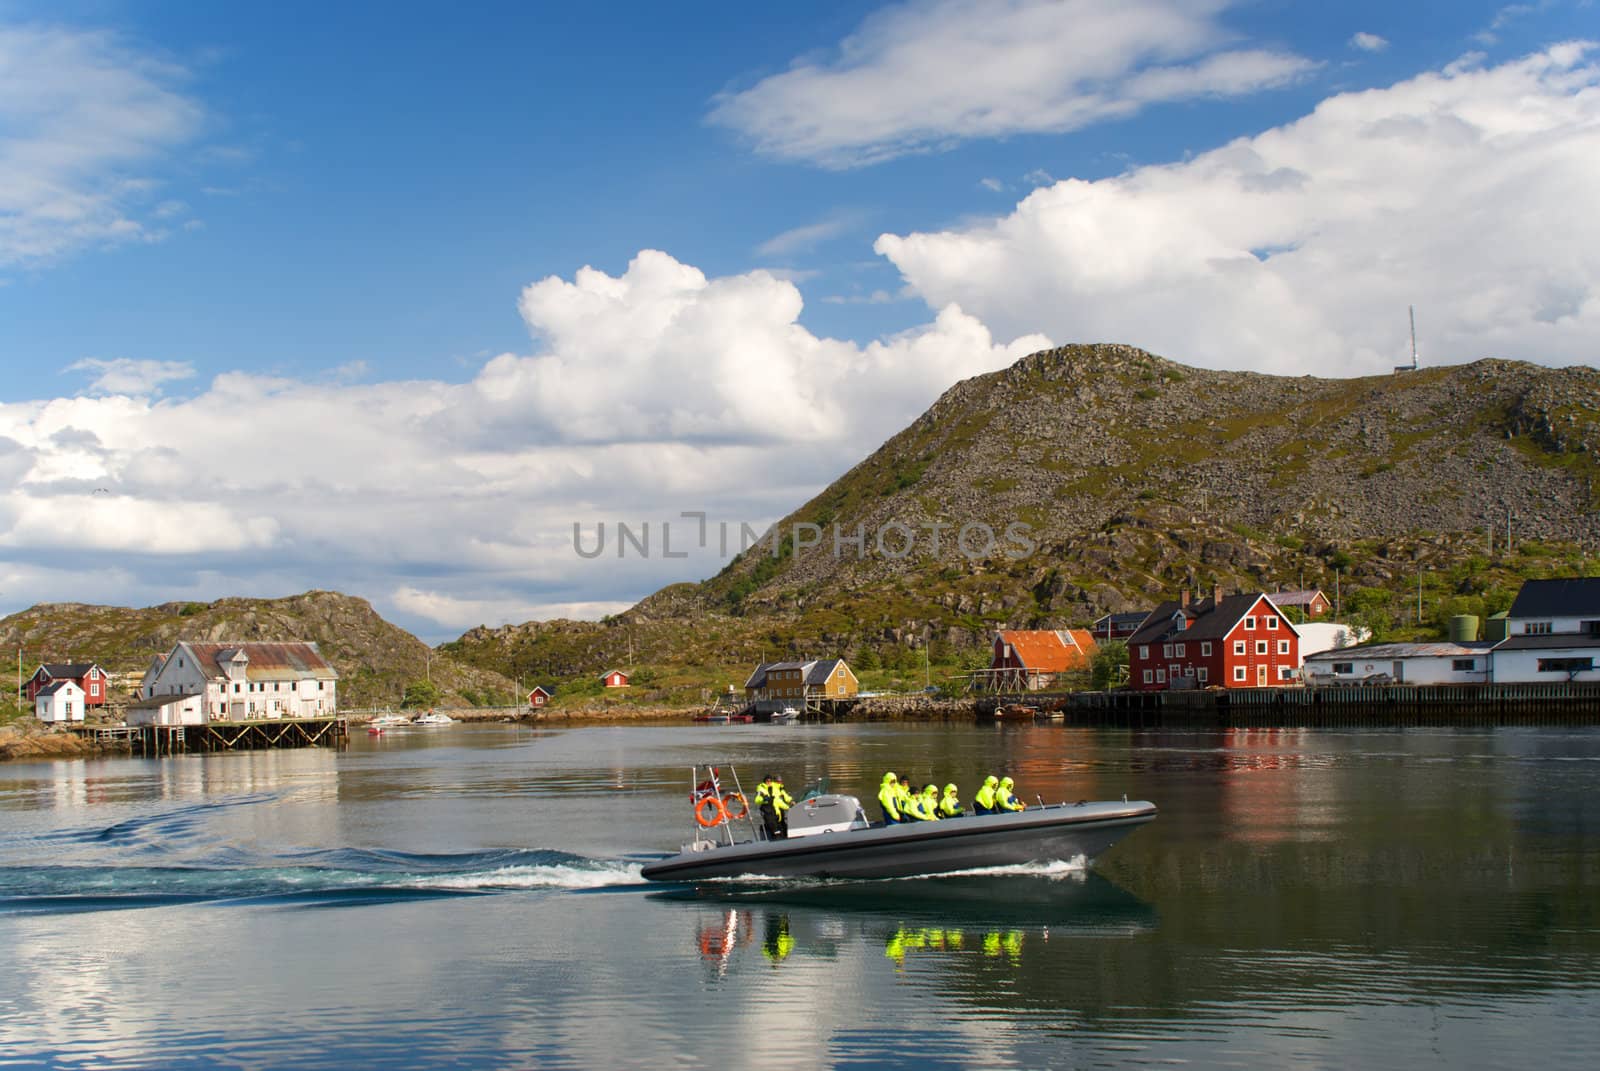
[[73, 717, 348, 756], [978, 684, 1600, 729]]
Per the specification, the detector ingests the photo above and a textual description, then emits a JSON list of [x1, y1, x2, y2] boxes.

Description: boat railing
[[685, 763, 761, 847]]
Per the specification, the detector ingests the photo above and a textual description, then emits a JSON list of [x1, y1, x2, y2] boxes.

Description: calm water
[[1, 722, 1597, 1070]]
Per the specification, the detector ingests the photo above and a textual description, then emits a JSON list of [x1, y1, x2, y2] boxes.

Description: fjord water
[[1, 724, 1596, 1070]]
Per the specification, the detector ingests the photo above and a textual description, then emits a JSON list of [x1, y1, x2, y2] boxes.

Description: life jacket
[[996, 782, 1024, 811], [974, 780, 998, 812], [878, 782, 902, 821], [938, 791, 963, 817]]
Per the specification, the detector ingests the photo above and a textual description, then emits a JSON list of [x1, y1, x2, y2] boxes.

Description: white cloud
[[0, 252, 1045, 637], [1349, 32, 1389, 53], [756, 216, 854, 257], [979, 177, 1006, 193], [66, 357, 195, 395], [875, 44, 1600, 376], [708, 0, 1315, 167], [0, 24, 203, 267]]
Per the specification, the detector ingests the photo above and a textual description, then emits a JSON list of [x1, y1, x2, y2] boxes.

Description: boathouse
[[600, 669, 630, 688], [980, 630, 1098, 691], [138, 641, 339, 721], [528, 685, 554, 708]]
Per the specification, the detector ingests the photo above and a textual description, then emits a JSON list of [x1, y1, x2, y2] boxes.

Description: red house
[[25, 662, 110, 707], [528, 685, 554, 708], [599, 669, 630, 689], [1127, 588, 1300, 691], [1270, 588, 1331, 619]]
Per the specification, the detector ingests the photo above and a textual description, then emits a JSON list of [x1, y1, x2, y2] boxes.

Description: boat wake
[[0, 846, 647, 916]]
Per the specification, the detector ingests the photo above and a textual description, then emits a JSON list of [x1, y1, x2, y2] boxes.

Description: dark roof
[[1270, 589, 1326, 606], [37, 662, 101, 678], [35, 680, 81, 696], [1305, 641, 1496, 662], [1507, 578, 1600, 619], [528, 685, 554, 696], [743, 663, 773, 689], [1128, 593, 1282, 646], [1495, 633, 1600, 651], [804, 658, 843, 685], [1093, 612, 1150, 629]]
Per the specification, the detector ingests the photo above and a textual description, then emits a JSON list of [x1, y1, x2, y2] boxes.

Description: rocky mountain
[[448, 345, 1600, 698], [0, 590, 516, 710]]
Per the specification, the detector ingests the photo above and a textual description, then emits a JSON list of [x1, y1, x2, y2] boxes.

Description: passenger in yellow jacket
[[921, 783, 941, 819], [938, 783, 964, 818], [878, 772, 904, 824], [995, 775, 1025, 812], [973, 775, 999, 815]]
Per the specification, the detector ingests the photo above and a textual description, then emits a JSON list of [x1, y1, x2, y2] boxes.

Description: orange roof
[[996, 630, 1097, 672]]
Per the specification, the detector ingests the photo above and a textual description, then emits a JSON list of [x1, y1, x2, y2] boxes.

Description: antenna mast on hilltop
[[1395, 306, 1419, 374]]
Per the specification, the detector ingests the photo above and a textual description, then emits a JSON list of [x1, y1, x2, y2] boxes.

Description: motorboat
[[639, 765, 1156, 883], [692, 711, 753, 724], [371, 713, 409, 727], [411, 712, 454, 726], [769, 707, 800, 724]]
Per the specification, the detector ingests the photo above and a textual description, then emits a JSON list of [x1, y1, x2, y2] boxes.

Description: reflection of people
[[938, 783, 964, 817], [878, 772, 903, 823], [762, 914, 793, 964], [996, 776, 1024, 812], [974, 774, 999, 815]]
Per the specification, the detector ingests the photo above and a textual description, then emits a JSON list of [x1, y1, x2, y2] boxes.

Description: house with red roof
[[981, 629, 1098, 691], [1127, 587, 1300, 691]]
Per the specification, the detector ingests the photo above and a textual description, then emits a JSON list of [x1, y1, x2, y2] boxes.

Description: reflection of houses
[[1303, 642, 1495, 685], [1128, 588, 1300, 691], [25, 662, 110, 707], [977, 630, 1097, 692], [1090, 612, 1149, 642], [528, 685, 554, 708], [743, 658, 859, 708], [34, 680, 86, 724], [1494, 577, 1600, 682], [1269, 589, 1331, 619], [600, 669, 630, 688], [137, 641, 339, 722]]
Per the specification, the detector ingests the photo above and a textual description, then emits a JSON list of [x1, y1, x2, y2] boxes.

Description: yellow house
[[743, 658, 859, 704]]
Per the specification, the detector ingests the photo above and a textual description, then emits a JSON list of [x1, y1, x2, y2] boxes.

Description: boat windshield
[[797, 777, 830, 802]]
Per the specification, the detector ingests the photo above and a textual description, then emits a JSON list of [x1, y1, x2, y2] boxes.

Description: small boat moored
[[412, 711, 454, 726], [640, 765, 1156, 883]]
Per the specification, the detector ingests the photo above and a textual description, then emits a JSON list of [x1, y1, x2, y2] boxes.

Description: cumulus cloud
[[0, 24, 203, 267], [0, 252, 1045, 636], [1349, 32, 1389, 53], [875, 44, 1600, 376], [708, 0, 1315, 167], [66, 358, 195, 395]]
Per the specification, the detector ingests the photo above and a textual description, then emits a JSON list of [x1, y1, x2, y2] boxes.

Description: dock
[[72, 717, 348, 756]]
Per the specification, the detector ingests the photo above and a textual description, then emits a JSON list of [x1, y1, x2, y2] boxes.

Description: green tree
[[401, 679, 443, 709], [1090, 640, 1129, 690]]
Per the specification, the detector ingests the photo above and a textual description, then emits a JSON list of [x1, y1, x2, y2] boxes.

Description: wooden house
[[25, 662, 110, 707], [600, 669, 630, 689], [979, 630, 1097, 691], [1127, 587, 1301, 691], [34, 680, 86, 724], [528, 685, 554, 708]]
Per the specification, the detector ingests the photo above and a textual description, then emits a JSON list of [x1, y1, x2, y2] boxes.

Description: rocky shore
[[0, 723, 110, 762]]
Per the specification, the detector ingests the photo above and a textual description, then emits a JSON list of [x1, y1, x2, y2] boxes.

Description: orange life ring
[[720, 792, 748, 820], [695, 796, 728, 828]]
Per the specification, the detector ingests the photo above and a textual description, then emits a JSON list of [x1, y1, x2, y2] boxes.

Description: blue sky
[[2, 0, 1598, 640]]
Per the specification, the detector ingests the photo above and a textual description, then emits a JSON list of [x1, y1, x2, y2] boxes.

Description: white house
[[34, 680, 86, 724], [1492, 577, 1600, 683], [1295, 622, 1372, 661], [126, 691, 207, 727], [1303, 642, 1495, 685], [139, 641, 339, 721]]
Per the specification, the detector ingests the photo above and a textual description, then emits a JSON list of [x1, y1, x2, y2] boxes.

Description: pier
[[72, 717, 348, 756]]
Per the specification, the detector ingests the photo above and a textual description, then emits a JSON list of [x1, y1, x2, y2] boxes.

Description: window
[[1156, 669, 1166, 683], [1245, 617, 1256, 630], [1201, 642, 1212, 657], [1524, 622, 1552, 635], [1233, 666, 1247, 682], [1175, 643, 1186, 657], [1184, 666, 1195, 677], [1266, 617, 1279, 630], [1278, 639, 1291, 655], [1279, 666, 1294, 680], [1143, 670, 1152, 684], [1138, 646, 1148, 659], [1162, 643, 1173, 658], [1333, 662, 1353, 674], [1233, 640, 1246, 656], [1452, 659, 1476, 671], [1197, 667, 1208, 683], [1255, 640, 1268, 655], [1538, 657, 1593, 673]]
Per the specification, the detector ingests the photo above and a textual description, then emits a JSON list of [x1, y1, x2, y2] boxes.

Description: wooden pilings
[[128, 717, 348, 757]]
